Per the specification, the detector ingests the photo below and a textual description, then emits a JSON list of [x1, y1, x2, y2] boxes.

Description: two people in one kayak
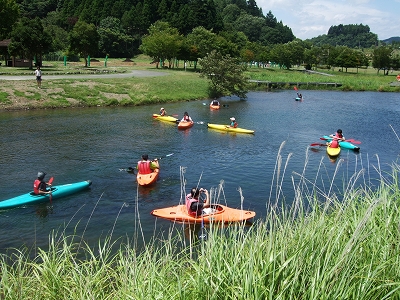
[[33, 171, 52, 195], [327, 129, 345, 147], [186, 187, 211, 216]]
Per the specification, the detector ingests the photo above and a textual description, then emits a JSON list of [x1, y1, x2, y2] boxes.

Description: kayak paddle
[[320, 137, 361, 144], [310, 143, 327, 147], [48, 177, 54, 203]]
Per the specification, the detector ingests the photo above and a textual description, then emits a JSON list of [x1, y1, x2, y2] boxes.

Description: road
[[0, 70, 168, 81]]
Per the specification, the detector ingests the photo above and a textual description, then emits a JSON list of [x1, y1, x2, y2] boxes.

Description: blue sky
[[256, 0, 400, 40]]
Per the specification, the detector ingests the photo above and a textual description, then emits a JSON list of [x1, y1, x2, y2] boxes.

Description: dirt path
[[0, 70, 168, 81]]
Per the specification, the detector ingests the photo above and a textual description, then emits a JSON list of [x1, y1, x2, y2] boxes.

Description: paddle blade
[[48, 177, 54, 184], [294, 86, 298, 91], [310, 143, 326, 147], [346, 139, 361, 144]]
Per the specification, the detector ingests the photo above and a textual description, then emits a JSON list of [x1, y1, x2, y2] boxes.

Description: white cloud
[[255, 0, 400, 40]]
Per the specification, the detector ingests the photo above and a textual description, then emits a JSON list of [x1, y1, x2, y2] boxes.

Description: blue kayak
[[322, 136, 360, 151], [0, 180, 92, 210]]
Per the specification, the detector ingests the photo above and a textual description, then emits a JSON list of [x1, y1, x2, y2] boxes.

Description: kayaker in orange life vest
[[185, 187, 210, 216], [137, 154, 158, 175], [33, 171, 52, 195], [229, 117, 238, 128]]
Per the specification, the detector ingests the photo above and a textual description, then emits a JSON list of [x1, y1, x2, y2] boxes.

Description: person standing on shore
[[34, 66, 42, 89]]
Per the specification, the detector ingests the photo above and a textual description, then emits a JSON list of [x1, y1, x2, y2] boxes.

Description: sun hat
[[161, 107, 164, 110], [230, 117, 235, 121]]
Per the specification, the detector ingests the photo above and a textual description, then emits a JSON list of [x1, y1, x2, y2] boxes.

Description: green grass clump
[[0, 91, 10, 104]]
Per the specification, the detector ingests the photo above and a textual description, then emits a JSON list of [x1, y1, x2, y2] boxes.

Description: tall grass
[[1, 140, 399, 298]]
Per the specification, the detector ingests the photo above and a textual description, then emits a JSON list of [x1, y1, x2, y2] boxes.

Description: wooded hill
[[306, 24, 378, 48]]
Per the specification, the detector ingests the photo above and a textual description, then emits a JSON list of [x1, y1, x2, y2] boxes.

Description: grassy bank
[[1, 56, 399, 111], [1, 156, 399, 298]]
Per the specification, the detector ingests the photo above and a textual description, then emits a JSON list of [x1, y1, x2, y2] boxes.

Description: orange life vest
[[137, 160, 152, 174]]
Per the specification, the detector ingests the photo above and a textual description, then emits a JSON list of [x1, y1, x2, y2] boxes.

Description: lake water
[[0, 90, 399, 253]]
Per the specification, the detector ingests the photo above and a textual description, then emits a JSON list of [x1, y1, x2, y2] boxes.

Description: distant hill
[[381, 37, 400, 44]]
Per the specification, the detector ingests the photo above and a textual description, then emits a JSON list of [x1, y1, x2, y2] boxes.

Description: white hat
[[230, 117, 235, 121], [161, 107, 164, 110]]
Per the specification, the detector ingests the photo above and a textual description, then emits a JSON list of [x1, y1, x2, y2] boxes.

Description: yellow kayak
[[326, 145, 341, 157], [152, 114, 178, 123], [207, 123, 255, 134]]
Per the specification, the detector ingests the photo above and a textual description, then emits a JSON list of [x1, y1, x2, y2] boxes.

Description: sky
[[256, 0, 400, 40]]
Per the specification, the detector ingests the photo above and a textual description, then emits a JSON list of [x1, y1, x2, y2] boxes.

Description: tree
[[199, 50, 248, 99], [68, 20, 99, 67], [0, 0, 20, 39], [98, 17, 134, 58], [8, 17, 52, 68], [139, 21, 183, 68], [372, 46, 392, 75]]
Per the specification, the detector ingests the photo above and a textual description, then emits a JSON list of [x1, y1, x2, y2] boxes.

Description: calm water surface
[[0, 90, 399, 253]]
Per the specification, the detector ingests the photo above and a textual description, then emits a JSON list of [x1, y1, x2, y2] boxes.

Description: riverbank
[[1, 56, 399, 111]]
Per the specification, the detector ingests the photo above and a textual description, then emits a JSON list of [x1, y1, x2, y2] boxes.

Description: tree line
[[0, 0, 399, 75]]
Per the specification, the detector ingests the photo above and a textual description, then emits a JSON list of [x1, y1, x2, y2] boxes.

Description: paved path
[[0, 70, 168, 81]]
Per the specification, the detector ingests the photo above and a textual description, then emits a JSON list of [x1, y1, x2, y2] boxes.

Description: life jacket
[[231, 121, 238, 128], [183, 115, 190, 121], [330, 139, 339, 148], [33, 179, 46, 194], [137, 160, 152, 174], [335, 132, 343, 139], [185, 194, 198, 216]]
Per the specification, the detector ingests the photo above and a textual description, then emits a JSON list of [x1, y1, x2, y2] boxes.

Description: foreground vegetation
[[1, 157, 399, 298]]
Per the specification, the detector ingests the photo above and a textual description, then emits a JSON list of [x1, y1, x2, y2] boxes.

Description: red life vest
[[137, 161, 152, 174], [336, 132, 343, 139], [33, 179, 43, 194], [330, 139, 339, 148], [185, 194, 198, 216]]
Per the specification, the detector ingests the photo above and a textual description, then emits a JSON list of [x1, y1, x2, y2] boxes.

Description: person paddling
[[329, 129, 345, 141], [229, 117, 238, 128], [33, 171, 52, 195], [137, 154, 158, 174]]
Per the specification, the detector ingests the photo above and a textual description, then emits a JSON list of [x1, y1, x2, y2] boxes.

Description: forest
[[1, 0, 399, 73]]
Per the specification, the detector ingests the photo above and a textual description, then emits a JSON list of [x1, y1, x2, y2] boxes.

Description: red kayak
[[178, 120, 194, 130]]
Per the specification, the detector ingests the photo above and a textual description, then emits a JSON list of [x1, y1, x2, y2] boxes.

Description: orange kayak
[[178, 120, 194, 130], [210, 104, 220, 110], [151, 204, 256, 224], [137, 161, 159, 186]]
